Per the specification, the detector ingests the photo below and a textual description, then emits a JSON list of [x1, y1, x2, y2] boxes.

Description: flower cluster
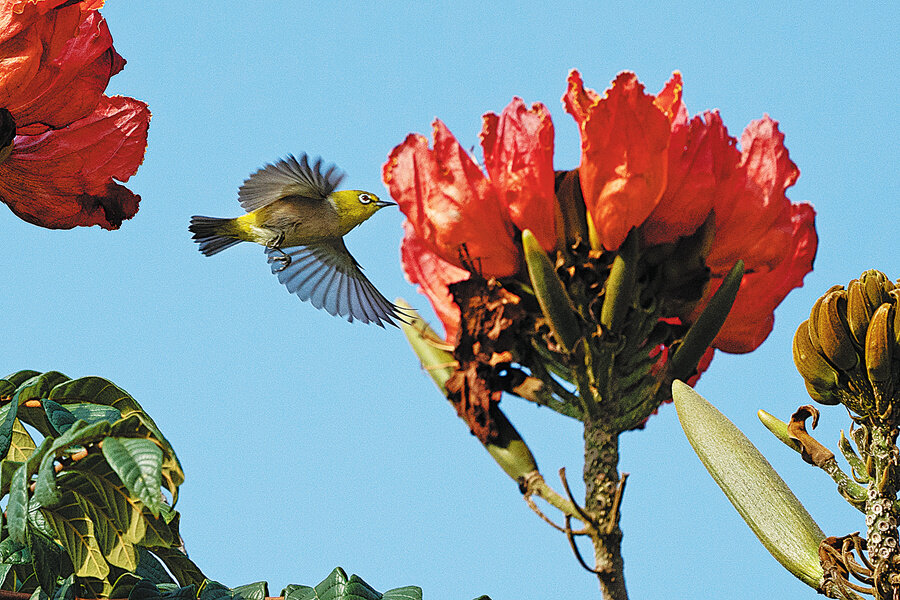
[[386, 70, 817, 433], [388, 70, 815, 353], [0, 0, 150, 229]]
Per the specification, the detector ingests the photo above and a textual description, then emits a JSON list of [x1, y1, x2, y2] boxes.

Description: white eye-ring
[[358, 193, 373, 205]]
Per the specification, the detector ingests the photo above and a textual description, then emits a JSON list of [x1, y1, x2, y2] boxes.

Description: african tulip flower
[[394, 71, 819, 590], [385, 98, 557, 339], [391, 69, 815, 369], [564, 70, 816, 353], [0, 1, 149, 229]]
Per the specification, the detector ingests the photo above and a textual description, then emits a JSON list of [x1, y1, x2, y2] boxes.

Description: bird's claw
[[266, 234, 291, 272], [272, 252, 291, 272]]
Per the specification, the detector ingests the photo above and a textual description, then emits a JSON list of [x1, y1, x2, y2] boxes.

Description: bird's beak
[[375, 200, 397, 208]]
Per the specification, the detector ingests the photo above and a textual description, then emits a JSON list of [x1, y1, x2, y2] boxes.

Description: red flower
[[400, 221, 469, 343], [0, 1, 149, 229], [564, 70, 816, 353], [385, 98, 556, 339]]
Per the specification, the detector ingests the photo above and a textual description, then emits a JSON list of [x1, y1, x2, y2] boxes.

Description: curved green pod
[[673, 381, 825, 589]]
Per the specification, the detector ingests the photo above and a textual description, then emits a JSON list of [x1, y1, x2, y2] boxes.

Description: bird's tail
[[189, 216, 243, 256]]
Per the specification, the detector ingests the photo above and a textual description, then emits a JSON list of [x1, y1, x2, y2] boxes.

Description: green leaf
[[48, 420, 111, 455], [149, 547, 206, 588], [282, 568, 420, 600], [40, 497, 109, 580], [0, 371, 41, 396], [0, 564, 12, 589], [28, 529, 71, 596], [231, 582, 268, 600], [7, 435, 53, 545], [109, 413, 183, 505], [102, 437, 163, 517], [0, 397, 21, 460], [133, 547, 175, 585], [8, 419, 36, 463], [74, 494, 137, 571], [33, 451, 61, 508], [129, 579, 195, 600], [77, 576, 113, 599], [382, 587, 422, 600], [60, 404, 122, 427], [672, 381, 825, 589], [0, 537, 31, 564], [199, 581, 267, 600], [56, 455, 150, 547], [48, 377, 144, 421], [1, 459, 23, 498], [50, 576, 76, 600], [40, 401, 76, 436], [15, 372, 71, 404]]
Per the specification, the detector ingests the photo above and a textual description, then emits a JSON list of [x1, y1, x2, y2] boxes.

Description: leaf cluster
[[0, 370, 196, 598], [0, 371, 463, 600]]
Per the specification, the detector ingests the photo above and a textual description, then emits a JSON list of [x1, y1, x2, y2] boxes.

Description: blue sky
[[2, 2, 898, 598]]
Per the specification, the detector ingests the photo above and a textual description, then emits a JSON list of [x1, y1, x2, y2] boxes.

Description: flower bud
[[865, 302, 894, 400], [863, 269, 895, 307], [813, 290, 859, 371], [792, 320, 841, 405], [522, 229, 581, 353], [847, 279, 871, 347], [847, 271, 895, 347], [806, 286, 842, 354]]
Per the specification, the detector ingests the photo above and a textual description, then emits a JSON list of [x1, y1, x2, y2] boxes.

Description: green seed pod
[[673, 382, 825, 589], [397, 299, 457, 392], [792, 320, 841, 404], [814, 290, 859, 371], [522, 229, 581, 353], [864, 302, 894, 399], [484, 407, 539, 482]]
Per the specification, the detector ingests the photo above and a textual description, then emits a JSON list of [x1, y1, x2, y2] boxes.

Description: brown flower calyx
[[445, 275, 533, 443], [787, 405, 835, 467]]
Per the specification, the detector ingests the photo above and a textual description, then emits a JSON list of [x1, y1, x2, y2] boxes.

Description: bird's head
[[331, 190, 396, 233]]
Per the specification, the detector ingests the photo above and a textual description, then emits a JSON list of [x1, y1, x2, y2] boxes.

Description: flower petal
[[0, 0, 90, 44], [481, 97, 557, 252], [693, 203, 817, 353], [0, 95, 149, 229], [384, 120, 519, 277], [706, 116, 800, 273], [653, 71, 687, 126], [563, 71, 671, 251], [401, 221, 470, 342], [641, 110, 741, 246], [0, 8, 124, 134]]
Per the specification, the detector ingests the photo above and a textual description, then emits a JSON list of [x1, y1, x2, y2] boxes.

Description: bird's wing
[[265, 240, 407, 328], [238, 154, 346, 212]]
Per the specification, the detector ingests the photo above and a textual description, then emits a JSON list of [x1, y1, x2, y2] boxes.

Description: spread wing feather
[[239, 153, 345, 212], [265, 240, 406, 327]]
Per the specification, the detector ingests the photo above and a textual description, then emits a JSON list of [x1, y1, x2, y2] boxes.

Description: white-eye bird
[[189, 154, 405, 327]]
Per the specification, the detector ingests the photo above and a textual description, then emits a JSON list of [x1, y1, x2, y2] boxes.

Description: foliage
[[0, 371, 436, 600]]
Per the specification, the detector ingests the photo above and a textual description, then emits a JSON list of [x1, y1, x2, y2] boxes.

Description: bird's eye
[[358, 193, 373, 205]]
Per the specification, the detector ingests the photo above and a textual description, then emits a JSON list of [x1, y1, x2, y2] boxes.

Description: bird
[[189, 153, 406, 327]]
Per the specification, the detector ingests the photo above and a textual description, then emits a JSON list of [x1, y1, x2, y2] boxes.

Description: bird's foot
[[271, 249, 291, 272]]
